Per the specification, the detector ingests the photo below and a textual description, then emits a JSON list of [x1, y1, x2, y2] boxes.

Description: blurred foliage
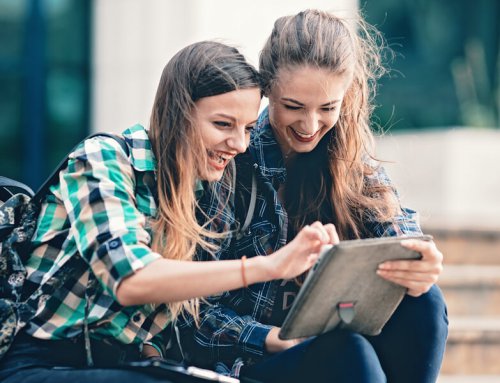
[[362, 0, 499, 130]]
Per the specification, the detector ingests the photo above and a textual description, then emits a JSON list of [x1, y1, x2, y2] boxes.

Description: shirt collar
[[250, 107, 287, 185]]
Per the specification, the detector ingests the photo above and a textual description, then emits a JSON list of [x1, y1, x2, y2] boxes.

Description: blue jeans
[[0, 332, 171, 383], [242, 285, 448, 383]]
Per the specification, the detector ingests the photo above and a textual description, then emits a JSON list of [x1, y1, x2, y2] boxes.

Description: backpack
[[0, 133, 127, 361]]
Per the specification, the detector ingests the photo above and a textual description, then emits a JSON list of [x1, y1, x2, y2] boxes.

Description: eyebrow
[[281, 97, 341, 107], [213, 113, 236, 122]]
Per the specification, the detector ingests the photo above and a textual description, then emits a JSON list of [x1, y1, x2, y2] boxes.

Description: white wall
[[376, 129, 500, 231], [92, 0, 357, 133]]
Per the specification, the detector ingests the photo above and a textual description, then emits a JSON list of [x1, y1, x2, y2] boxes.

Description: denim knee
[[400, 285, 449, 341], [311, 330, 387, 382]]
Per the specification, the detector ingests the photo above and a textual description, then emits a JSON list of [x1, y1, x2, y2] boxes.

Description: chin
[[201, 171, 224, 182]]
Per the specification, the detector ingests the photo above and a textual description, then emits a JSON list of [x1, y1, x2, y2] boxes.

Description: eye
[[283, 104, 301, 110], [213, 121, 232, 128], [245, 125, 255, 134], [321, 106, 337, 112]]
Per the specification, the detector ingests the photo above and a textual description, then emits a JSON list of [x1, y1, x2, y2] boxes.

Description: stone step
[[438, 375, 500, 383], [441, 316, 500, 374], [438, 264, 500, 316], [426, 228, 500, 265]]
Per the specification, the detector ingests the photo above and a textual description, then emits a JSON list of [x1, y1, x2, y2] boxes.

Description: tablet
[[279, 235, 432, 339]]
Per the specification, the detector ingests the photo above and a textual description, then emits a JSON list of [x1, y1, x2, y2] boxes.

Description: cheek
[[326, 110, 341, 128], [269, 107, 293, 129]]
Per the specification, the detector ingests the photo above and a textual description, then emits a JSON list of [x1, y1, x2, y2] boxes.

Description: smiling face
[[267, 65, 352, 159], [195, 87, 261, 181]]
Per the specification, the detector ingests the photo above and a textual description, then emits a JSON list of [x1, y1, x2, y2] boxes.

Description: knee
[[401, 285, 449, 339], [317, 331, 386, 382]]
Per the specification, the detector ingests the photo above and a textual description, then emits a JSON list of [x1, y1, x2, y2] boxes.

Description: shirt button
[[109, 239, 120, 249], [132, 313, 142, 323]]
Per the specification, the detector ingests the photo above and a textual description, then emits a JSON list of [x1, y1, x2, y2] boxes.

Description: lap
[[242, 330, 386, 383], [2, 367, 170, 383]]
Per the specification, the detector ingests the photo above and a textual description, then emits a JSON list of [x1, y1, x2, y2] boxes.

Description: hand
[[265, 327, 307, 353], [377, 239, 443, 297], [142, 343, 162, 359], [269, 221, 339, 280]]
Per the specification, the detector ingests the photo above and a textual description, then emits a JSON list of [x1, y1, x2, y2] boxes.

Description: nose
[[303, 111, 320, 134], [228, 126, 248, 154]]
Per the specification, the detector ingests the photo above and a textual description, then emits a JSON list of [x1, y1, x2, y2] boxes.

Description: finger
[[307, 252, 320, 265], [376, 269, 438, 283], [378, 259, 443, 274], [300, 225, 321, 241], [323, 223, 340, 245], [378, 274, 432, 296], [298, 226, 324, 252], [309, 221, 330, 244], [401, 239, 442, 262]]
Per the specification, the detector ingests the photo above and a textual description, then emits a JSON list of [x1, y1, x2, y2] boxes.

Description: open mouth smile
[[207, 150, 233, 171], [289, 127, 321, 143]]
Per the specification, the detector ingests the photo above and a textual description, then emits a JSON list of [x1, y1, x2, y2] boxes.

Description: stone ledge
[[439, 265, 500, 287], [438, 375, 500, 383], [448, 316, 500, 343]]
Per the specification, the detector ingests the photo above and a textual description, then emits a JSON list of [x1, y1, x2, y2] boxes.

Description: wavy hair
[[259, 9, 399, 239], [148, 41, 261, 320]]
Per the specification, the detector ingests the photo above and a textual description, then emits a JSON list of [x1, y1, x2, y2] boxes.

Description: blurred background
[[0, 0, 499, 381]]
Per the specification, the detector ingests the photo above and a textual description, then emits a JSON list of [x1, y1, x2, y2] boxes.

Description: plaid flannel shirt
[[178, 108, 423, 377], [24, 124, 233, 346]]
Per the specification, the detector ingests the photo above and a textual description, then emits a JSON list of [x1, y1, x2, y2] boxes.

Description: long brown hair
[[259, 10, 399, 239], [148, 41, 261, 320]]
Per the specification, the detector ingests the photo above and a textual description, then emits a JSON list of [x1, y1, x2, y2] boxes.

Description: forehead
[[194, 88, 261, 120], [273, 65, 351, 100]]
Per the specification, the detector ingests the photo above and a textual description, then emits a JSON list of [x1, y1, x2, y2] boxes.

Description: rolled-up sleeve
[[179, 301, 273, 367], [59, 137, 161, 298], [364, 164, 423, 237]]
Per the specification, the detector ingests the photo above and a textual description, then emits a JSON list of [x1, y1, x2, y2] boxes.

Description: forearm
[[117, 256, 275, 306]]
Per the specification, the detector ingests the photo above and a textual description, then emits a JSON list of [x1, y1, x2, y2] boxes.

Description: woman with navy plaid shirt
[[178, 11, 448, 383], [0, 41, 338, 383]]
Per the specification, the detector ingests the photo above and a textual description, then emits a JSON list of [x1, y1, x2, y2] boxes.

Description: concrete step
[[438, 264, 500, 316], [427, 228, 500, 265], [438, 375, 500, 383], [441, 316, 500, 374]]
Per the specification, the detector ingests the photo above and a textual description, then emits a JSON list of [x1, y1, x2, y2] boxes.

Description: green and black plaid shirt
[[24, 125, 171, 344]]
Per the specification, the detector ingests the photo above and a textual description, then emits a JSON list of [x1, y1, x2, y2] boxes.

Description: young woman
[[0, 41, 337, 383], [178, 11, 448, 383]]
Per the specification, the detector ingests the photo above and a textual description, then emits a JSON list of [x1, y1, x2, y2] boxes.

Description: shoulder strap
[[0, 176, 34, 199], [33, 133, 128, 204], [239, 171, 257, 235]]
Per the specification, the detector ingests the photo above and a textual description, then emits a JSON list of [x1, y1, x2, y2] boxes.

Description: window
[[0, 0, 91, 189]]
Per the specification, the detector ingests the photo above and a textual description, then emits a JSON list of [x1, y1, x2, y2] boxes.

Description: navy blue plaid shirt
[[178, 108, 423, 377]]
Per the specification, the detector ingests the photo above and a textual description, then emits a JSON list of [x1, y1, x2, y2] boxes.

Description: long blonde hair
[[148, 41, 261, 320], [259, 10, 399, 239]]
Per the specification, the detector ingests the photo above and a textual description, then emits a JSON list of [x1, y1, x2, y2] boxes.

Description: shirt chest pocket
[[236, 221, 277, 257]]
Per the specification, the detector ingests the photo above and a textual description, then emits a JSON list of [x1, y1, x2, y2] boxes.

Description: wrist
[[246, 255, 277, 284]]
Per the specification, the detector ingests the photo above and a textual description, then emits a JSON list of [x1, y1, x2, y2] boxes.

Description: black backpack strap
[[0, 176, 35, 200], [33, 133, 128, 204]]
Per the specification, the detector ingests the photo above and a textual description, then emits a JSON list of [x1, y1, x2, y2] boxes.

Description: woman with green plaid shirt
[[0, 41, 338, 383]]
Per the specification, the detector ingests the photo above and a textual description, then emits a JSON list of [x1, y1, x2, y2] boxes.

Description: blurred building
[[0, 0, 355, 189], [1, 1, 499, 379]]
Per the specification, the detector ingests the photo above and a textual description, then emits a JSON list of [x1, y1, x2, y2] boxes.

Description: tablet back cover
[[279, 235, 430, 340]]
